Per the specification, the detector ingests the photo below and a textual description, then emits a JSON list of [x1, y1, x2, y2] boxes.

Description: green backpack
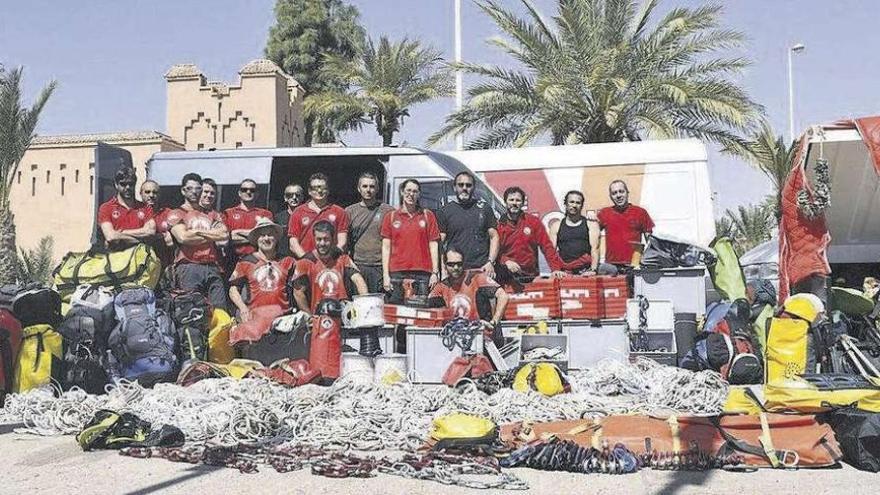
[[709, 237, 747, 301]]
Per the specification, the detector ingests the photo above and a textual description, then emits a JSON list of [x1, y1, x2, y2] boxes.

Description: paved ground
[[1, 426, 875, 495]]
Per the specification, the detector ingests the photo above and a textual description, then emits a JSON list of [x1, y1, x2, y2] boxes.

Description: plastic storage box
[[503, 277, 560, 320], [405, 327, 483, 383], [561, 319, 629, 369], [633, 267, 707, 316], [500, 320, 560, 337]]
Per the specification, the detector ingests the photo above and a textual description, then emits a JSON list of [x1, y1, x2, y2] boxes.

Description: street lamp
[[454, 0, 464, 150], [788, 43, 805, 142]]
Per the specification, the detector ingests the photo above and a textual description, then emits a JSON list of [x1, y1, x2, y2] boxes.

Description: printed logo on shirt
[[418, 219, 426, 228], [253, 262, 281, 292], [302, 216, 311, 225], [320, 317, 333, 329], [137, 211, 145, 220], [523, 226, 531, 236], [451, 294, 472, 319], [328, 214, 337, 223], [316, 269, 341, 296], [233, 212, 241, 220], [392, 220, 402, 229], [111, 210, 121, 219], [187, 215, 213, 231]]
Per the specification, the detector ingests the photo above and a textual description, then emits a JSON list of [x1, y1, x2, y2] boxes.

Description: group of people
[[97, 166, 654, 343]]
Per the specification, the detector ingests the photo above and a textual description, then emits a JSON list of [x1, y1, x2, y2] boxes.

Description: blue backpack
[[107, 287, 178, 387]]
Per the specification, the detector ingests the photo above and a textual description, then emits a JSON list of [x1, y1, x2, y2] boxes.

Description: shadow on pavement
[[0, 423, 24, 435], [125, 464, 223, 495]]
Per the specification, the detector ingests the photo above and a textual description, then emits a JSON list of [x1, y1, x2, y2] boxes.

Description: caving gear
[[512, 362, 570, 397]]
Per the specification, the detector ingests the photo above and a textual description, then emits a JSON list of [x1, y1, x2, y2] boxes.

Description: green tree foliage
[[429, 0, 762, 149], [265, 0, 366, 144], [728, 120, 797, 222], [0, 66, 56, 285], [16, 236, 54, 285], [716, 203, 773, 256], [306, 36, 454, 146]]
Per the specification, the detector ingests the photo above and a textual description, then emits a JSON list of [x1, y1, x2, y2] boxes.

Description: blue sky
[[3, 0, 880, 214]]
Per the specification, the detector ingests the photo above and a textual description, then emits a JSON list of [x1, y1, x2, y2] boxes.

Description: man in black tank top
[[549, 190, 609, 274]]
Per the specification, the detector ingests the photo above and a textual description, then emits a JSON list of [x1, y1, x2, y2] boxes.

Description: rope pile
[[1, 358, 727, 448]]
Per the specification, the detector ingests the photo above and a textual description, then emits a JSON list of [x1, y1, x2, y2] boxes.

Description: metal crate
[[518, 334, 568, 372], [405, 327, 483, 384], [626, 299, 675, 330], [634, 267, 707, 316], [628, 329, 677, 367], [561, 319, 629, 370]]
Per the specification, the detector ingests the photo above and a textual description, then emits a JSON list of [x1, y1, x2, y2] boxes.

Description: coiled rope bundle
[[1, 358, 727, 448]]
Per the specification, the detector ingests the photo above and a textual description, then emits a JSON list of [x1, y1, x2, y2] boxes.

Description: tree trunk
[[382, 131, 393, 147], [0, 201, 18, 285]]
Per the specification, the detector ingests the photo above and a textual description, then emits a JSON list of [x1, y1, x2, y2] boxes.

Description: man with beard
[[275, 183, 305, 257], [428, 248, 509, 342], [166, 173, 230, 311], [291, 220, 368, 315], [549, 190, 601, 274], [288, 173, 349, 259], [97, 167, 155, 250], [224, 178, 274, 264], [436, 171, 498, 278], [597, 179, 654, 268], [496, 186, 565, 284], [345, 172, 393, 293], [139, 179, 174, 267]]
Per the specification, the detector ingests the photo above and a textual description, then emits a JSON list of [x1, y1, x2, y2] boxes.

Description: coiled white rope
[[0, 358, 727, 449]]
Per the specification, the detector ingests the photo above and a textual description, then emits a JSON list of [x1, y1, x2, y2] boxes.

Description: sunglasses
[[240, 187, 256, 193], [284, 192, 304, 199], [309, 185, 327, 191], [445, 261, 463, 267], [455, 182, 474, 189], [117, 181, 136, 188]]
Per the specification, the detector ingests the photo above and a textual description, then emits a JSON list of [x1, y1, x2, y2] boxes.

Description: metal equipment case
[[633, 267, 707, 316]]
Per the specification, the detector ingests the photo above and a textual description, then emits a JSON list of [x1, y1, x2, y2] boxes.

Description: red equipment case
[[383, 304, 452, 328], [558, 275, 629, 319], [502, 277, 561, 321]]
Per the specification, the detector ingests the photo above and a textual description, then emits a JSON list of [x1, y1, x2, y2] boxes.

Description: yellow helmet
[[782, 293, 824, 323], [430, 413, 496, 441], [512, 363, 570, 396]]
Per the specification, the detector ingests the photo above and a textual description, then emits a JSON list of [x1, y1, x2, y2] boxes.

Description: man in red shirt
[[97, 167, 155, 250], [224, 178, 274, 262], [228, 218, 294, 345], [291, 220, 367, 314], [597, 179, 655, 267], [428, 249, 509, 341], [495, 186, 564, 284], [167, 173, 230, 311], [140, 179, 175, 268], [288, 173, 349, 258]]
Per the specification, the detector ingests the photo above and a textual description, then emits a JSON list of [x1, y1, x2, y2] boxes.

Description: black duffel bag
[[640, 233, 716, 269], [824, 407, 880, 472], [0, 283, 62, 328]]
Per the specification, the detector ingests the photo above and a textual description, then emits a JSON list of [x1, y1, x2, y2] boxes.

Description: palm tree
[[429, 0, 761, 149], [16, 236, 55, 285], [0, 67, 57, 285], [306, 36, 454, 146], [722, 203, 773, 255], [728, 120, 797, 221]]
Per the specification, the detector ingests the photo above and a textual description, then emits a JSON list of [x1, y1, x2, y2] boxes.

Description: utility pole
[[788, 43, 805, 142], [455, 0, 464, 150]]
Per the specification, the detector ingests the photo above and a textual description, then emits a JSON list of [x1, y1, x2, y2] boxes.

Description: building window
[[31, 177, 36, 196], [46, 170, 50, 183], [197, 143, 204, 150], [17, 171, 21, 184], [61, 177, 66, 196], [75, 170, 80, 183], [235, 142, 242, 149], [90, 175, 94, 195], [59, 163, 66, 170]]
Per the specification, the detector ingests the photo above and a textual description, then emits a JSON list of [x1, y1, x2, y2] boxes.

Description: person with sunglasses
[[224, 178, 274, 264], [428, 248, 509, 344], [288, 173, 349, 259], [166, 173, 230, 311], [274, 183, 305, 257], [436, 171, 499, 279], [97, 167, 156, 250]]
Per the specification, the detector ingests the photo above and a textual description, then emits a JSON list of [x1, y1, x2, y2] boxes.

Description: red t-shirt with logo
[[292, 252, 359, 313], [230, 255, 294, 310], [597, 204, 655, 264], [428, 270, 499, 321], [497, 213, 563, 276], [166, 207, 226, 265], [380, 208, 439, 273], [97, 197, 153, 231], [223, 204, 274, 257], [288, 202, 349, 254]]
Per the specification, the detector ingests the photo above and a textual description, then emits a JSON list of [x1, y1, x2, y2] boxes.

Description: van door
[[391, 177, 453, 211], [92, 142, 133, 246]]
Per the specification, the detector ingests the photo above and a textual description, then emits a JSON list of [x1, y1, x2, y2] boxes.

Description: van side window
[[419, 180, 450, 211]]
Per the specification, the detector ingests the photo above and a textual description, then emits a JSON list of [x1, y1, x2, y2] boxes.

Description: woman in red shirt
[[380, 179, 441, 303]]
